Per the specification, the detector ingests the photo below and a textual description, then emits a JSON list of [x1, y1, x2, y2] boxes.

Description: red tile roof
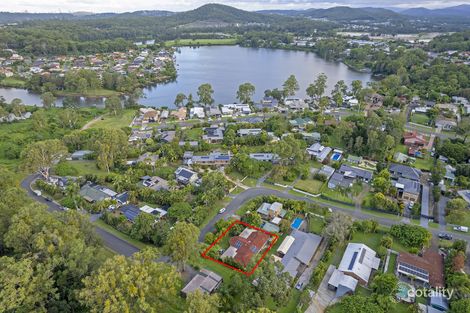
[[229, 230, 271, 267], [397, 249, 445, 287], [404, 131, 427, 147]]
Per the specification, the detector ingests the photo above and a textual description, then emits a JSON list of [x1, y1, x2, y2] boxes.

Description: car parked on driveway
[[438, 233, 453, 240]]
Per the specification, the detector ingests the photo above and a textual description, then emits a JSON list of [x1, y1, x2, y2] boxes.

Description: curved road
[[23, 175, 470, 255], [199, 187, 470, 243]]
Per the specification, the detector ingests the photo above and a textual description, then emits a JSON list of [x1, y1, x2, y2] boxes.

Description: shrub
[[55, 161, 79, 176]]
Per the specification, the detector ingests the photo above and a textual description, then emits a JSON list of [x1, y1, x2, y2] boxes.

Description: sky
[[2, 0, 470, 13]]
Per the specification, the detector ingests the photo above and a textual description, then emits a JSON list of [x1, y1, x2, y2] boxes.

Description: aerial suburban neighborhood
[[0, 1, 470, 313]]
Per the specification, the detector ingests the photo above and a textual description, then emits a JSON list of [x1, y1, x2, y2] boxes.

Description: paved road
[[199, 187, 470, 243], [21, 174, 142, 256]]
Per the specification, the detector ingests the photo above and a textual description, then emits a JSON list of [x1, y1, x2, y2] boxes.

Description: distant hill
[[257, 6, 403, 21], [401, 4, 470, 18], [169, 3, 280, 25], [0, 12, 74, 24]]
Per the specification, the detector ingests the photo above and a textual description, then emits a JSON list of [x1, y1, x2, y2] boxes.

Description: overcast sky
[[2, 0, 470, 13]]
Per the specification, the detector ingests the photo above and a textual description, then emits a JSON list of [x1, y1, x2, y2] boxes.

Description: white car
[[218, 207, 226, 214], [33, 190, 42, 197]]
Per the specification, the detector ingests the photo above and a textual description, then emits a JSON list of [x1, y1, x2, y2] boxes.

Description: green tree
[[322, 212, 353, 245], [130, 213, 155, 242], [165, 222, 200, 271], [197, 83, 214, 106], [79, 248, 180, 313], [95, 129, 128, 172], [21, 139, 67, 178], [306, 73, 327, 101], [237, 82, 256, 104], [40, 92, 56, 108], [0, 256, 56, 313], [105, 96, 122, 116], [174, 93, 187, 107], [185, 290, 220, 313], [371, 273, 398, 295], [282, 74, 299, 98]]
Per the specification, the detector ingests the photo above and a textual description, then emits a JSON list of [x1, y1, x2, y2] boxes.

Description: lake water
[[0, 46, 373, 108]]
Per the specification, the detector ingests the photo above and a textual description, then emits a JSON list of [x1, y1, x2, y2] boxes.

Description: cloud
[[2, 0, 469, 13]]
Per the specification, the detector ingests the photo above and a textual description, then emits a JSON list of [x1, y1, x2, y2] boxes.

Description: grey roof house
[[175, 167, 199, 185], [181, 269, 222, 296], [389, 164, 422, 182]]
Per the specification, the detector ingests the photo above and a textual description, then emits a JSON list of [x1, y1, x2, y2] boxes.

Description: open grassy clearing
[[294, 179, 324, 194], [88, 110, 135, 129]]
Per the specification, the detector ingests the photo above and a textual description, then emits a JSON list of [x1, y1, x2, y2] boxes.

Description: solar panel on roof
[[348, 252, 358, 270]]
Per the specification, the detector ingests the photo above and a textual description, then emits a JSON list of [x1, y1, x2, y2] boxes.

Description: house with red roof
[[221, 228, 271, 268], [396, 249, 445, 288]]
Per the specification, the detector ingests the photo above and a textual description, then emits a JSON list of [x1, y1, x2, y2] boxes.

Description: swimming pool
[[291, 217, 303, 229], [396, 282, 415, 303], [331, 152, 342, 161]]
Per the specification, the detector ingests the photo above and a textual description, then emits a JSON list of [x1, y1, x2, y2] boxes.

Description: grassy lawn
[[63, 160, 108, 177], [294, 179, 324, 194], [230, 186, 245, 195], [414, 155, 434, 171], [165, 38, 238, 47], [93, 219, 154, 250], [361, 207, 402, 221], [410, 113, 430, 126], [227, 171, 259, 187], [321, 187, 354, 205], [262, 182, 287, 191], [54, 88, 121, 97], [181, 127, 203, 141], [447, 210, 470, 228], [0, 77, 27, 88], [89, 110, 135, 129], [351, 228, 408, 253], [308, 215, 326, 235], [386, 253, 397, 273], [199, 197, 231, 230]]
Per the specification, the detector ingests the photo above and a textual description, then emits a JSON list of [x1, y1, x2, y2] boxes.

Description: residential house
[[396, 250, 445, 288], [328, 164, 373, 189], [179, 141, 199, 148], [191, 152, 231, 166], [456, 190, 470, 206], [115, 191, 129, 206], [120, 204, 141, 222], [159, 130, 176, 143], [254, 97, 279, 111], [189, 107, 205, 119], [140, 108, 159, 123], [79, 183, 116, 203], [435, 118, 457, 130], [221, 228, 271, 267], [249, 153, 280, 164], [203, 126, 224, 143], [347, 155, 363, 165], [139, 205, 167, 219], [395, 177, 421, 202], [237, 128, 263, 137], [389, 163, 422, 182], [128, 129, 153, 142], [318, 165, 335, 180], [137, 152, 159, 166], [276, 230, 323, 279], [140, 176, 169, 191], [181, 269, 223, 297], [221, 103, 252, 115], [403, 131, 427, 148], [175, 167, 199, 185], [171, 107, 187, 120], [256, 202, 286, 219], [436, 103, 459, 115], [444, 165, 456, 183], [284, 98, 308, 111], [160, 110, 169, 120], [364, 93, 384, 115], [70, 150, 93, 160], [301, 132, 321, 142], [289, 118, 313, 130], [328, 268, 359, 298], [306, 143, 332, 163], [336, 243, 380, 285], [206, 106, 222, 118]]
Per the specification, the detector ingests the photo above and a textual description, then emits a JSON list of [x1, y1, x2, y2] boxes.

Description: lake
[[0, 46, 373, 108]]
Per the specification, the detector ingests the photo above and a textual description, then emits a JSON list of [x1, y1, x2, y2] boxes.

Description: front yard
[[294, 179, 324, 194], [410, 113, 430, 126]]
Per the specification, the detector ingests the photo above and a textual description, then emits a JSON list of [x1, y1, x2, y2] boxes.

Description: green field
[[0, 77, 27, 88], [386, 253, 397, 273], [62, 160, 108, 177], [165, 38, 238, 47], [410, 113, 430, 126], [294, 179, 324, 194], [54, 88, 121, 97], [89, 110, 135, 129]]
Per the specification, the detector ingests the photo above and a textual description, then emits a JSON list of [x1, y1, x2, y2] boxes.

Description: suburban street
[[23, 175, 470, 260]]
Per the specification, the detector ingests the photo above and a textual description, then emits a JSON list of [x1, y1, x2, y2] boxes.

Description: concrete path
[[305, 265, 336, 313]]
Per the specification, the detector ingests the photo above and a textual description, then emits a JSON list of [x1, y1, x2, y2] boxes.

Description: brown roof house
[[364, 93, 384, 116], [171, 107, 187, 121], [221, 228, 271, 268], [396, 250, 445, 288]]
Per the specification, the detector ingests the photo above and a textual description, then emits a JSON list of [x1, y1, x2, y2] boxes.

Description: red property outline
[[201, 220, 279, 276]]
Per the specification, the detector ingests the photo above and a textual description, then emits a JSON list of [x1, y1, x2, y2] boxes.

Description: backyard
[[410, 113, 430, 126]]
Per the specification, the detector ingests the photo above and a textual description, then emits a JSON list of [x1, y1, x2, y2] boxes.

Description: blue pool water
[[331, 153, 342, 161], [291, 218, 303, 229]]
